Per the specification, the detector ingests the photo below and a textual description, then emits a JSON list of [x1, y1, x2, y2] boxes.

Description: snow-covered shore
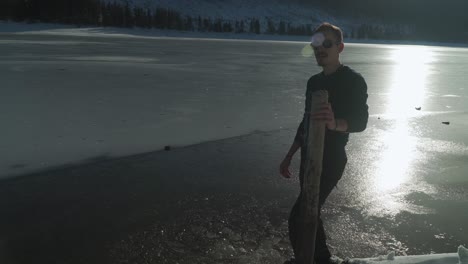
[[2, 21, 468, 48], [350, 246, 468, 264]]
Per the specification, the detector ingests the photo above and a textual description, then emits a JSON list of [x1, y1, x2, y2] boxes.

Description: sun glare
[[386, 46, 435, 118], [373, 46, 436, 192]]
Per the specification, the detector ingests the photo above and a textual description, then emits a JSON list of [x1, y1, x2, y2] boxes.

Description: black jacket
[[294, 65, 369, 152]]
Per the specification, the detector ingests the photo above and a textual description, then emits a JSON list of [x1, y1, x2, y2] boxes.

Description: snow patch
[[349, 246, 467, 264], [459, 245, 468, 264]]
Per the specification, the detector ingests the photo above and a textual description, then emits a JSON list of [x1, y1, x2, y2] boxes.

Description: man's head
[[310, 22, 344, 67]]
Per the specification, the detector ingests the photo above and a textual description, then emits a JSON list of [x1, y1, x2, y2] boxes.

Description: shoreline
[[2, 20, 468, 48], [1, 127, 466, 263], [0, 128, 280, 182], [0, 129, 300, 264]]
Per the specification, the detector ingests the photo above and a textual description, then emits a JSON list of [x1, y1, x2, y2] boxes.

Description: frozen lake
[[0, 31, 467, 262], [0, 33, 321, 178], [1, 33, 467, 180]]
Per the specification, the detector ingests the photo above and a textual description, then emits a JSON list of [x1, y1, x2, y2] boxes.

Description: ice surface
[[0, 25, 314, 178], [1, 23, 468, 184]]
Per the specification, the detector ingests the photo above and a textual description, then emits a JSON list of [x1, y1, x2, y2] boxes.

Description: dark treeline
[[0, 0, 318, 36], [0, 0, 446, 41], [1, 0, 265, 33], [313, 0, 468, 42], [0, 0, 100, 25]]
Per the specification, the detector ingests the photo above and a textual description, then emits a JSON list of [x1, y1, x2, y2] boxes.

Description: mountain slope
[[108, 0, 343, 29]]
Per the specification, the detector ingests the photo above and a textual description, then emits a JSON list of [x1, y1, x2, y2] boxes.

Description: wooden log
[[296, 90, 328, 264]]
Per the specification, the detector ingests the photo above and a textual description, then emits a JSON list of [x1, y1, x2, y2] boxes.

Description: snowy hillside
[[108, 0, 344, 30], [1, 0, 409, 39], [115, 0, 335, 22], [98, 0, 400, 39]]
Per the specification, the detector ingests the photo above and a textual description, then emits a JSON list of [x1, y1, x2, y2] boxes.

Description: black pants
[[288, 149, 347, 263]]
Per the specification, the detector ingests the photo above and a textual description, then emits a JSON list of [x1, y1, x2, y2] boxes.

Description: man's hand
[[280, 156, 293, 178], [310, 103, 336, 130]]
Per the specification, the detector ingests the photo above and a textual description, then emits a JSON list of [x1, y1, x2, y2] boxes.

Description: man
[[279, 22, 369, 264]]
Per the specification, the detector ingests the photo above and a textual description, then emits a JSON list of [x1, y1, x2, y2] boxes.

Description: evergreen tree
[[197, 16, 202, 31], [306, 24, 313, 36], [214, 18, 222, 32], [239, 20, 245, 33], [222, 21, 232, 32], [254, 19, 260, 34], [147, 9, 153, 28], [123, 3, 132, 27], [185, 16, 194, 31], [154, 7, 168, 29], [278, 21, 286, 35], [266, 18, 276, 34]]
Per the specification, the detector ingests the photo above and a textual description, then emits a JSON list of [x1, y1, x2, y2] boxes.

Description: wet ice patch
[[164, 106, 202, 115], [419, 138, 468, 156], [109, 194, 292, 264], [0, 40, 108, 45], [65, 56, 158, 63]]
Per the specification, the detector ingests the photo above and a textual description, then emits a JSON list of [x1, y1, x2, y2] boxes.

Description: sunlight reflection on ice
[[371, 46, 437, 210], [386, 46, 436, 118], [374, 122, 417, 192]]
